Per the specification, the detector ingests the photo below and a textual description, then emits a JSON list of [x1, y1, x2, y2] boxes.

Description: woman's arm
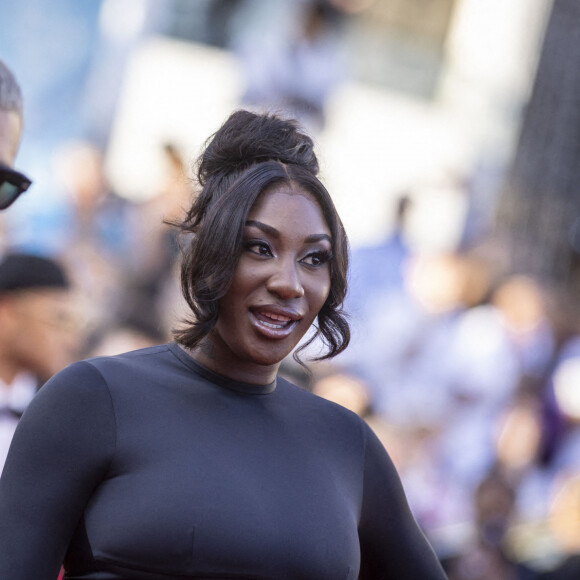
[[358, 424, 447, 579], [0, 361, 116, 579]]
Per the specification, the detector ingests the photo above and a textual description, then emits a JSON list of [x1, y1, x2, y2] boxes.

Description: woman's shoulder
[[76, 343, 180, 381], [276, 375, 368, 430], [37, 344, 174, 399], [84, 343, 173, 368]]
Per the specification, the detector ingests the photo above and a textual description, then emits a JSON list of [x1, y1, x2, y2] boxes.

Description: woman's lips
[[250, 307, 302, 339]]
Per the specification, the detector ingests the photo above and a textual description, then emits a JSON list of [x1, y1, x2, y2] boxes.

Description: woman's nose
[[266, 258, 305, 299]]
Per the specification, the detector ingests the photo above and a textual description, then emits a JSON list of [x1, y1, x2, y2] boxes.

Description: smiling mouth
[[250, 309, 301, 338], [257, 312, 294, 329]]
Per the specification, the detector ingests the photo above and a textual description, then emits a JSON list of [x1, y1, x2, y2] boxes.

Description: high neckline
[[168, 342, 277, 395]]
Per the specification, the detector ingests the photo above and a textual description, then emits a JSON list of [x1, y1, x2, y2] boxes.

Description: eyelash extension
[[303, 249, 333, 266], [243, 241, 332, 266], [244, 239, 272, 256]]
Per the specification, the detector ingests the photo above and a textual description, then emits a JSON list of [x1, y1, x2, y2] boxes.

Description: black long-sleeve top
[[0, 343, 446, 579]]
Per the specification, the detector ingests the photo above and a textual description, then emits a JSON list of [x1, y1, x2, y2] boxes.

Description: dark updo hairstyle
[[173, 110, 349, 361]]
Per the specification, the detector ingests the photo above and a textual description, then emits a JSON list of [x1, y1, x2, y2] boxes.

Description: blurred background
[[2, 0, 580, 578]]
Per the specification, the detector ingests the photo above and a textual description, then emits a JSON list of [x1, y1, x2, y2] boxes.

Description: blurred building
[[494, 0, 580, 297], [0, 0, 553, 251]]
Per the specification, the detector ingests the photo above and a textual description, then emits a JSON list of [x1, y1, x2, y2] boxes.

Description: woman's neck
[[183, 342, 279, 386]]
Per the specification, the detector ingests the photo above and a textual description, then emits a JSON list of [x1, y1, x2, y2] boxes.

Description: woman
[[0, 111, 446, 579]]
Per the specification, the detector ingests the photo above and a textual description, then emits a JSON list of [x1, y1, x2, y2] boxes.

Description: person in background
[[120, 142, 193, 339], [20, 140, 136, 331], [0, 110, 446, 578], [0, 252, 77, 473], [236, 0, 347, 133], [0, 59, 31, 211]]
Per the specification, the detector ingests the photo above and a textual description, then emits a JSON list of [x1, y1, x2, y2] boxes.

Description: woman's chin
[[250, 350, 292, 368]]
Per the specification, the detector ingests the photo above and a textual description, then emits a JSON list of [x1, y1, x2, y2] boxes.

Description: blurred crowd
[[298, 193, 580, 579], [2, 1, 580, 579]]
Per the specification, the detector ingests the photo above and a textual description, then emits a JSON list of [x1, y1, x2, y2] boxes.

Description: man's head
[[0, 253, 79, 384], [0, 59, 31, 209], [0, 59, 23, 168]]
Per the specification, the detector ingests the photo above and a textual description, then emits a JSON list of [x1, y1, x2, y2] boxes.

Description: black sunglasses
[[0, 164, 32, 210]]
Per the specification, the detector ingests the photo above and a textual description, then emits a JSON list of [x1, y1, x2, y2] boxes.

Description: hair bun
[[197, 110, 319, 185]]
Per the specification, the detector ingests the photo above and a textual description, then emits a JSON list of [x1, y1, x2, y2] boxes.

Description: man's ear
[[0, 294, 20, 335]]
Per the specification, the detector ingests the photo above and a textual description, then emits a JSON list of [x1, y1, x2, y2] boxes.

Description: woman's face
[[199, 184, 332, 384]]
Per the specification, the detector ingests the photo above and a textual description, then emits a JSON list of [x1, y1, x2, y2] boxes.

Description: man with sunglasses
[[0, 59, 31, 210]]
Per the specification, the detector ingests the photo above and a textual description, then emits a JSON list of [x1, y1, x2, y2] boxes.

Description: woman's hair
[[173, 110, 349, 361]]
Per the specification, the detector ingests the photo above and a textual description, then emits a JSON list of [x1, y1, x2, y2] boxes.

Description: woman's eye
[[301, 251, 331, 267], [246, 241, 272, 256]]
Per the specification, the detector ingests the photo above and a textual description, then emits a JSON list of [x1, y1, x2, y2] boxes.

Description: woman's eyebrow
[[245, 220, 279, 238], [245, 221, 331, 244], [305, 233, 332, 244]]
